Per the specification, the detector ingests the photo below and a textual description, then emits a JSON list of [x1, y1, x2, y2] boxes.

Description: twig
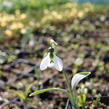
[[65, 99, 69, 109]]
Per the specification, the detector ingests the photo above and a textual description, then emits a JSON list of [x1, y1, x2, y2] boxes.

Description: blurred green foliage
[[0, 0, 71, 13]]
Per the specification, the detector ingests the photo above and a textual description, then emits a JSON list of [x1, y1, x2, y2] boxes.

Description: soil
[[0, 10, 109, 109]]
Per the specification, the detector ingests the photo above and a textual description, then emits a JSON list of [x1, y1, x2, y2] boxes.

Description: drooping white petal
[[71, 72, 91, 89], [54, 55, 63, 71], [40, 54, 50, 70]]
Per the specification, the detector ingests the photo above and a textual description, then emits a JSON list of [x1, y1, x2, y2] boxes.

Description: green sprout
[[10, 83, 34, 102], [78, 85, 88, 107]]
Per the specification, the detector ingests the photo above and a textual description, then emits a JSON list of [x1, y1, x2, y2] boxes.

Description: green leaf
[[71, 72, 91, 89], [24, 83, 34, 98], [30, 88, 66, 96], [11, 90, 25, 100], [78, 94, 86, 106]]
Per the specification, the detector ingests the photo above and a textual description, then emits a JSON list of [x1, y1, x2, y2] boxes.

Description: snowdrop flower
[[40, 39, 63, 71], [40, 53, 63, 71]]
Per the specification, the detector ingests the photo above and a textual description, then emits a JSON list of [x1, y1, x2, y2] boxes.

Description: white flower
[[40, 53, 63, 71], [29, 39, 35, 47], [3, 1, 13, 8], [0, 58, 5, 64]]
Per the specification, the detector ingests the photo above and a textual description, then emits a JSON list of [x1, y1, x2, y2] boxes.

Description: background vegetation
[[0, 0, 109, 109]]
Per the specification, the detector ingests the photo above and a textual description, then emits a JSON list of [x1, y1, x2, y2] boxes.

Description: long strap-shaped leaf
[[71, 72, 91, 89], [30, 88, 66, 96]]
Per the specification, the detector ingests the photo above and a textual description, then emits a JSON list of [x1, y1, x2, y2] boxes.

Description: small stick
[[65, 99, 69, 109]]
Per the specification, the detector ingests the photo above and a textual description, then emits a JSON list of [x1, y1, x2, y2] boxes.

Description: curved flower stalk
[[40, 39, 63, 71]]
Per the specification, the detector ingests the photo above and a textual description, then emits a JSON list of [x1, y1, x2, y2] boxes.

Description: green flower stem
[[62, 70, 79, 109]]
